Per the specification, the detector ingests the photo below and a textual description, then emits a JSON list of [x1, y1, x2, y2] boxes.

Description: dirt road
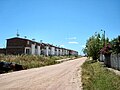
[[0, 57, 86, 90]]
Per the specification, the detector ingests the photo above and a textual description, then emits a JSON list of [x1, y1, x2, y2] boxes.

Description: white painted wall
[[56, 48, 59, 56], [67, 50, 69, 55], [100, 54, 105, 62], [37, 46, 41, 55], [110, 53, 119, 70], [31, 44, 35, 55], [60, 49, 62, 56], [51, 47, 55, 56], [62, 49, 65, 55], [66, 50, 68, 55], [45, 46, 49, 56], [48, 48, 51, 56], [35, 49, 37, 55]]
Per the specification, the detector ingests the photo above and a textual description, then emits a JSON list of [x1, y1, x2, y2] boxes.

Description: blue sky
[[0, 0, 120, 55]]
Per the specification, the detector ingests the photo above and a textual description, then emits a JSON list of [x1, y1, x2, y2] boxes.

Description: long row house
[[0, 37, 78, 56]]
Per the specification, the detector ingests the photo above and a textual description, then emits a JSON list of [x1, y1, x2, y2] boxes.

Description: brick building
[[0, 37, 78, 56]]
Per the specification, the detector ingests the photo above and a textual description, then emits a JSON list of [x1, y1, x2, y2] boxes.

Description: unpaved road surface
[[0, 57, 86, 90]]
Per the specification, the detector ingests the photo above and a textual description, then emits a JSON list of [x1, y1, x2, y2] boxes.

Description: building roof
[[7, 37, 78, 52], [7, 37, 42, 45]]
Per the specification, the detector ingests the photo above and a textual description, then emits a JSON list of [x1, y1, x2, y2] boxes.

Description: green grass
[[0, 54, 77, 69], [82, 60, 120, 90]]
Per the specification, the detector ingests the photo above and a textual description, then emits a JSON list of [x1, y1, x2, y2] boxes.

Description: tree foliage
[[83, 32, 119, 60], [110, 36, 120, 54], [83, 33, 109, 60]]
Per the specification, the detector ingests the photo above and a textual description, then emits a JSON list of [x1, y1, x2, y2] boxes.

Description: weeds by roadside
[[0, 54, 77, 69], [82, 60, 120, 90]]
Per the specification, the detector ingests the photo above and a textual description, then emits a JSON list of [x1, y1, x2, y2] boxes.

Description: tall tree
[[83, 33, 106, 60], [84, 34, 100, 60]]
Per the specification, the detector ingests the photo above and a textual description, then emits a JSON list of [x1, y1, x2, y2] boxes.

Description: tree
[[110, 36, 120, 54], [83, 33, 101, 60], [83, 32, 110, 60]]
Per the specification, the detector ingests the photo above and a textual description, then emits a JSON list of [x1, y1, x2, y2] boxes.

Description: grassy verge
[[0, 54, 77, 69], [82, 60, 120, 90]]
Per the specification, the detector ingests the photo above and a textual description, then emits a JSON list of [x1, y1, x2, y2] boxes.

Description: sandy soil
[[0, 57, 86, 90]]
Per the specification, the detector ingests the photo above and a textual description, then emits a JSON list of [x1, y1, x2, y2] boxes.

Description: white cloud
[[67, 37, 77, 40], [68, 41, 79, 44], [60, 45, 64, 47]]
